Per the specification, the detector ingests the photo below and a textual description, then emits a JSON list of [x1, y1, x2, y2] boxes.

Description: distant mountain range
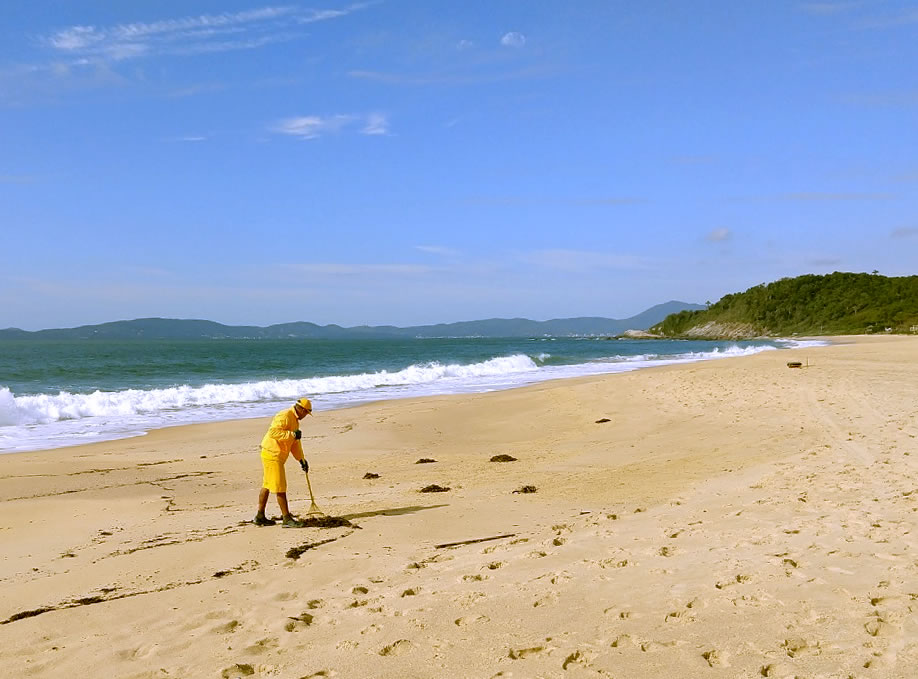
[[0, 301, 703, 340]]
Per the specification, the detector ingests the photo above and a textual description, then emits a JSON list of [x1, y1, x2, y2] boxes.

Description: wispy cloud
[[463, 195, 643, 207], [362, 113, 390, 136], [415, 245, 459, 256], [891, 227, 918, 239], [737, 192, 897, 202], [518, 249, 648, 272], [166, 135, 207, 143], [294, 263, 433, 275], [781, 192, 896, 201], [0, 174, 37, 184], [456, 39, 475, 50], [500, 32, 527, 48], [857, 8, 918, 28], [43, 4, 369, 61], [271, 113, 389, 139], [706, 228, 732, 243]]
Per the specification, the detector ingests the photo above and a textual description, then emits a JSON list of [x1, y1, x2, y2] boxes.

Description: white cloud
[[272, 113, 389, 140], [361, 113, 389, 136], [272, 115, 355, 139], [415, 245, 459, 256], [706, 227, 732, 242], [42, 4, 369, 61], [456, 39, 474, 50], [500, 32, 526, 48]]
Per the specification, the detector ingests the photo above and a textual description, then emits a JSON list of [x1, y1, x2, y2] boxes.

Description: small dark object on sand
[[513, 485, 537, 494], [416, 458, 437, 464], [420, 484, 451, 493], [490, 454, 517, 462], [363, 472, 380, 479], [299, 516, 354, 528], [595, 418, 611, 423], [787, 361, 802, 368]]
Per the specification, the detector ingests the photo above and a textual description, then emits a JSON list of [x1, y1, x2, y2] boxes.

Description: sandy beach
[[1, 335, 916, 678]]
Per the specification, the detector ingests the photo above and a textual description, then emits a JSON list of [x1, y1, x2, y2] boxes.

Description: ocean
[[0, 337, 825, 453]]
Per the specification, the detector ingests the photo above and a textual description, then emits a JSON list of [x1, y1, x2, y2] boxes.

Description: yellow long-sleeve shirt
[[260, 407, 303, 462]]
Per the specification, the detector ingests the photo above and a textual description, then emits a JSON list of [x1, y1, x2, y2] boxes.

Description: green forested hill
[[651, 272, 918, 338]]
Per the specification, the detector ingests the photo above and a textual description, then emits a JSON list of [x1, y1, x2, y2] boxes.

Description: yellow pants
[[260, 449, 289, 493]]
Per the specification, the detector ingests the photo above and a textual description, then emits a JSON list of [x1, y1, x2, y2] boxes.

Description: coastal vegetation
[[651, 272, 918, 338]]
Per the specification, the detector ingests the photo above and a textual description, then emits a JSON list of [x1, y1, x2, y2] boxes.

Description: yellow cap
[[295, 398, 312, 414]]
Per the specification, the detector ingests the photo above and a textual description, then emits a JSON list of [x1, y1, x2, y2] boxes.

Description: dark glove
[[300, 458, 309, 473], [294, 429, 302, 440]]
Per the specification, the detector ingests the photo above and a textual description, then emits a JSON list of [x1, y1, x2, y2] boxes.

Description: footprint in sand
[[455, 614, 490, 626], [782, 637, 820, 658], [562, 649, 595, 670], [461, 574, 486, 582], [533, 591, 560, 608], [285, 613, 314, 632], [379, 639, 413, 656], [702, 649, 729, 667], [508, 645, 546, 659], [212, 620, 240, 634], [221, 664, 255, 678], [244, 637, 279, 654]]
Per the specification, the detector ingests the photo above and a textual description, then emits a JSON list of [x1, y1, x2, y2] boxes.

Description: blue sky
[[2, 1, 917, 330]]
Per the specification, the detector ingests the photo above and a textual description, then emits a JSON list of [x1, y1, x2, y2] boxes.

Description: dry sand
[[1, 336, 917, 678]]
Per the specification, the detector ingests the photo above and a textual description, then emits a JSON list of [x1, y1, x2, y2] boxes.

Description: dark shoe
[[281, 515, 305, 528], [254, 514, 276, 526]]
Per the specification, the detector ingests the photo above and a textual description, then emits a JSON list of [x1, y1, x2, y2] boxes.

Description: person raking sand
[[254, 397, 312, 528]]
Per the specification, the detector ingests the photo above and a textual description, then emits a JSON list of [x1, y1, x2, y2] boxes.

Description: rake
[[303, 471, 326, 517]]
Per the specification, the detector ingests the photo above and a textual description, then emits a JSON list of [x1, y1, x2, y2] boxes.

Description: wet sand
[[1, 335, 916, 678]]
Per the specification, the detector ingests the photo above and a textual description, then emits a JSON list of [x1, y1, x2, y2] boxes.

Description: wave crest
[[0, 354, 539, 426]]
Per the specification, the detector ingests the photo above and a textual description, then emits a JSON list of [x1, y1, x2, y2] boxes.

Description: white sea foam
[[0, 342, 804, 453]]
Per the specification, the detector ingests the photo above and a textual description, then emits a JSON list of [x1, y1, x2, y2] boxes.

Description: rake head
[[303, 471, 326, 517]]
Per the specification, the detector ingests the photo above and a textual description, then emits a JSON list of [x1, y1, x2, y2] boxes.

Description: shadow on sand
[[340, 504, 448, 520]]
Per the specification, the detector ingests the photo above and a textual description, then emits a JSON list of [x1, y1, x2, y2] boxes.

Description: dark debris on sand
[[595, 418, 611, 423], [513, 485, 538, 494], [298, 516, 355, 528], [490, 454, 517, 462], [420, 484, 451, 493], [285, 537, 340, 560], [363, 472, 380, 479], [415, 458, 437, 464]]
